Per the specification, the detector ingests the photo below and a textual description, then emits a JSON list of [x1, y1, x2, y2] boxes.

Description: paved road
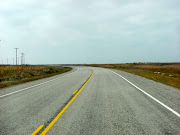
[[0, 67, 180, 135]]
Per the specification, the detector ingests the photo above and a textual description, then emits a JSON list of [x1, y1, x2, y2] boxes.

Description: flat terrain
[[0, 67, 179, 134], [0, 65, 71, 88], [70, 63, 180, 89]]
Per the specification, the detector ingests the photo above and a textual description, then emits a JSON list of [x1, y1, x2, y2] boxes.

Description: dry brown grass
[[68, 63, 180, 89], [0, 65, 71, 88], [124, 63, 180, 74]]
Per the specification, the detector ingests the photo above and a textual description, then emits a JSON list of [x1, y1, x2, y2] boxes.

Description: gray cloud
[[0, 0, 180, 64]]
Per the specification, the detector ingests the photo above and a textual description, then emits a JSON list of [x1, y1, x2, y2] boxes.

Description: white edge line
[[110, 69, 180, 118], [0, 68, 79, 99]]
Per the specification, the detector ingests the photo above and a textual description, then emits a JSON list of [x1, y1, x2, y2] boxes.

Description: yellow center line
[[39, 69, 94, 135], [31, 125, 44, 135], [73, 90, 78, 94]]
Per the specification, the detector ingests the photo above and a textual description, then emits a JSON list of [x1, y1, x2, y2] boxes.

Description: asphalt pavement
[[0, 67, 179, 135]]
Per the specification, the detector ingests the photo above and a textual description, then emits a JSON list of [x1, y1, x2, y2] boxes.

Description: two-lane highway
[[0, 67, 91, 134], [0, 67, 180, 134]]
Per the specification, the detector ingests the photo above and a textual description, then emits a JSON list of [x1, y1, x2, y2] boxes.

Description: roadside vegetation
[[0, 65, 71, 88], [72, 63, 180, 89]]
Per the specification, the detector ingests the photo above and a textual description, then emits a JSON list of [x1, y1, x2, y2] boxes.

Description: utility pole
[[24, 54, 25, 65], [13, 58, 14, 65], [21, 53, 24, 65], [7, 58, 8, 65], [14, 48, 19, 65]]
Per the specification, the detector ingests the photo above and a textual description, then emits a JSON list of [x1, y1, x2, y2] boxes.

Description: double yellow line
[[31, 69, 94, 135], [73, 90, 78, 95]]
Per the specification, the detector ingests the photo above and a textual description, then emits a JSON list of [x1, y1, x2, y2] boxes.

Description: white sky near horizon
[[0, 0, 180, 64]]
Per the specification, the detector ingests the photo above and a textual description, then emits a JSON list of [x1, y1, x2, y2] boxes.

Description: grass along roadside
[[71, 63, 180, 89], [0, 65, 72, 89], [116, 68, 180, 89], [110, 63, 180, 89]]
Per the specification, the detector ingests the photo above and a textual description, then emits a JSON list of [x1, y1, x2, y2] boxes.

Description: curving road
[[0, 67, 180, 135]]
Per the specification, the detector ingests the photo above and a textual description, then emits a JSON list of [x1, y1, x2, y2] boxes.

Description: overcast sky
[[0, 0, 180, 64]]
